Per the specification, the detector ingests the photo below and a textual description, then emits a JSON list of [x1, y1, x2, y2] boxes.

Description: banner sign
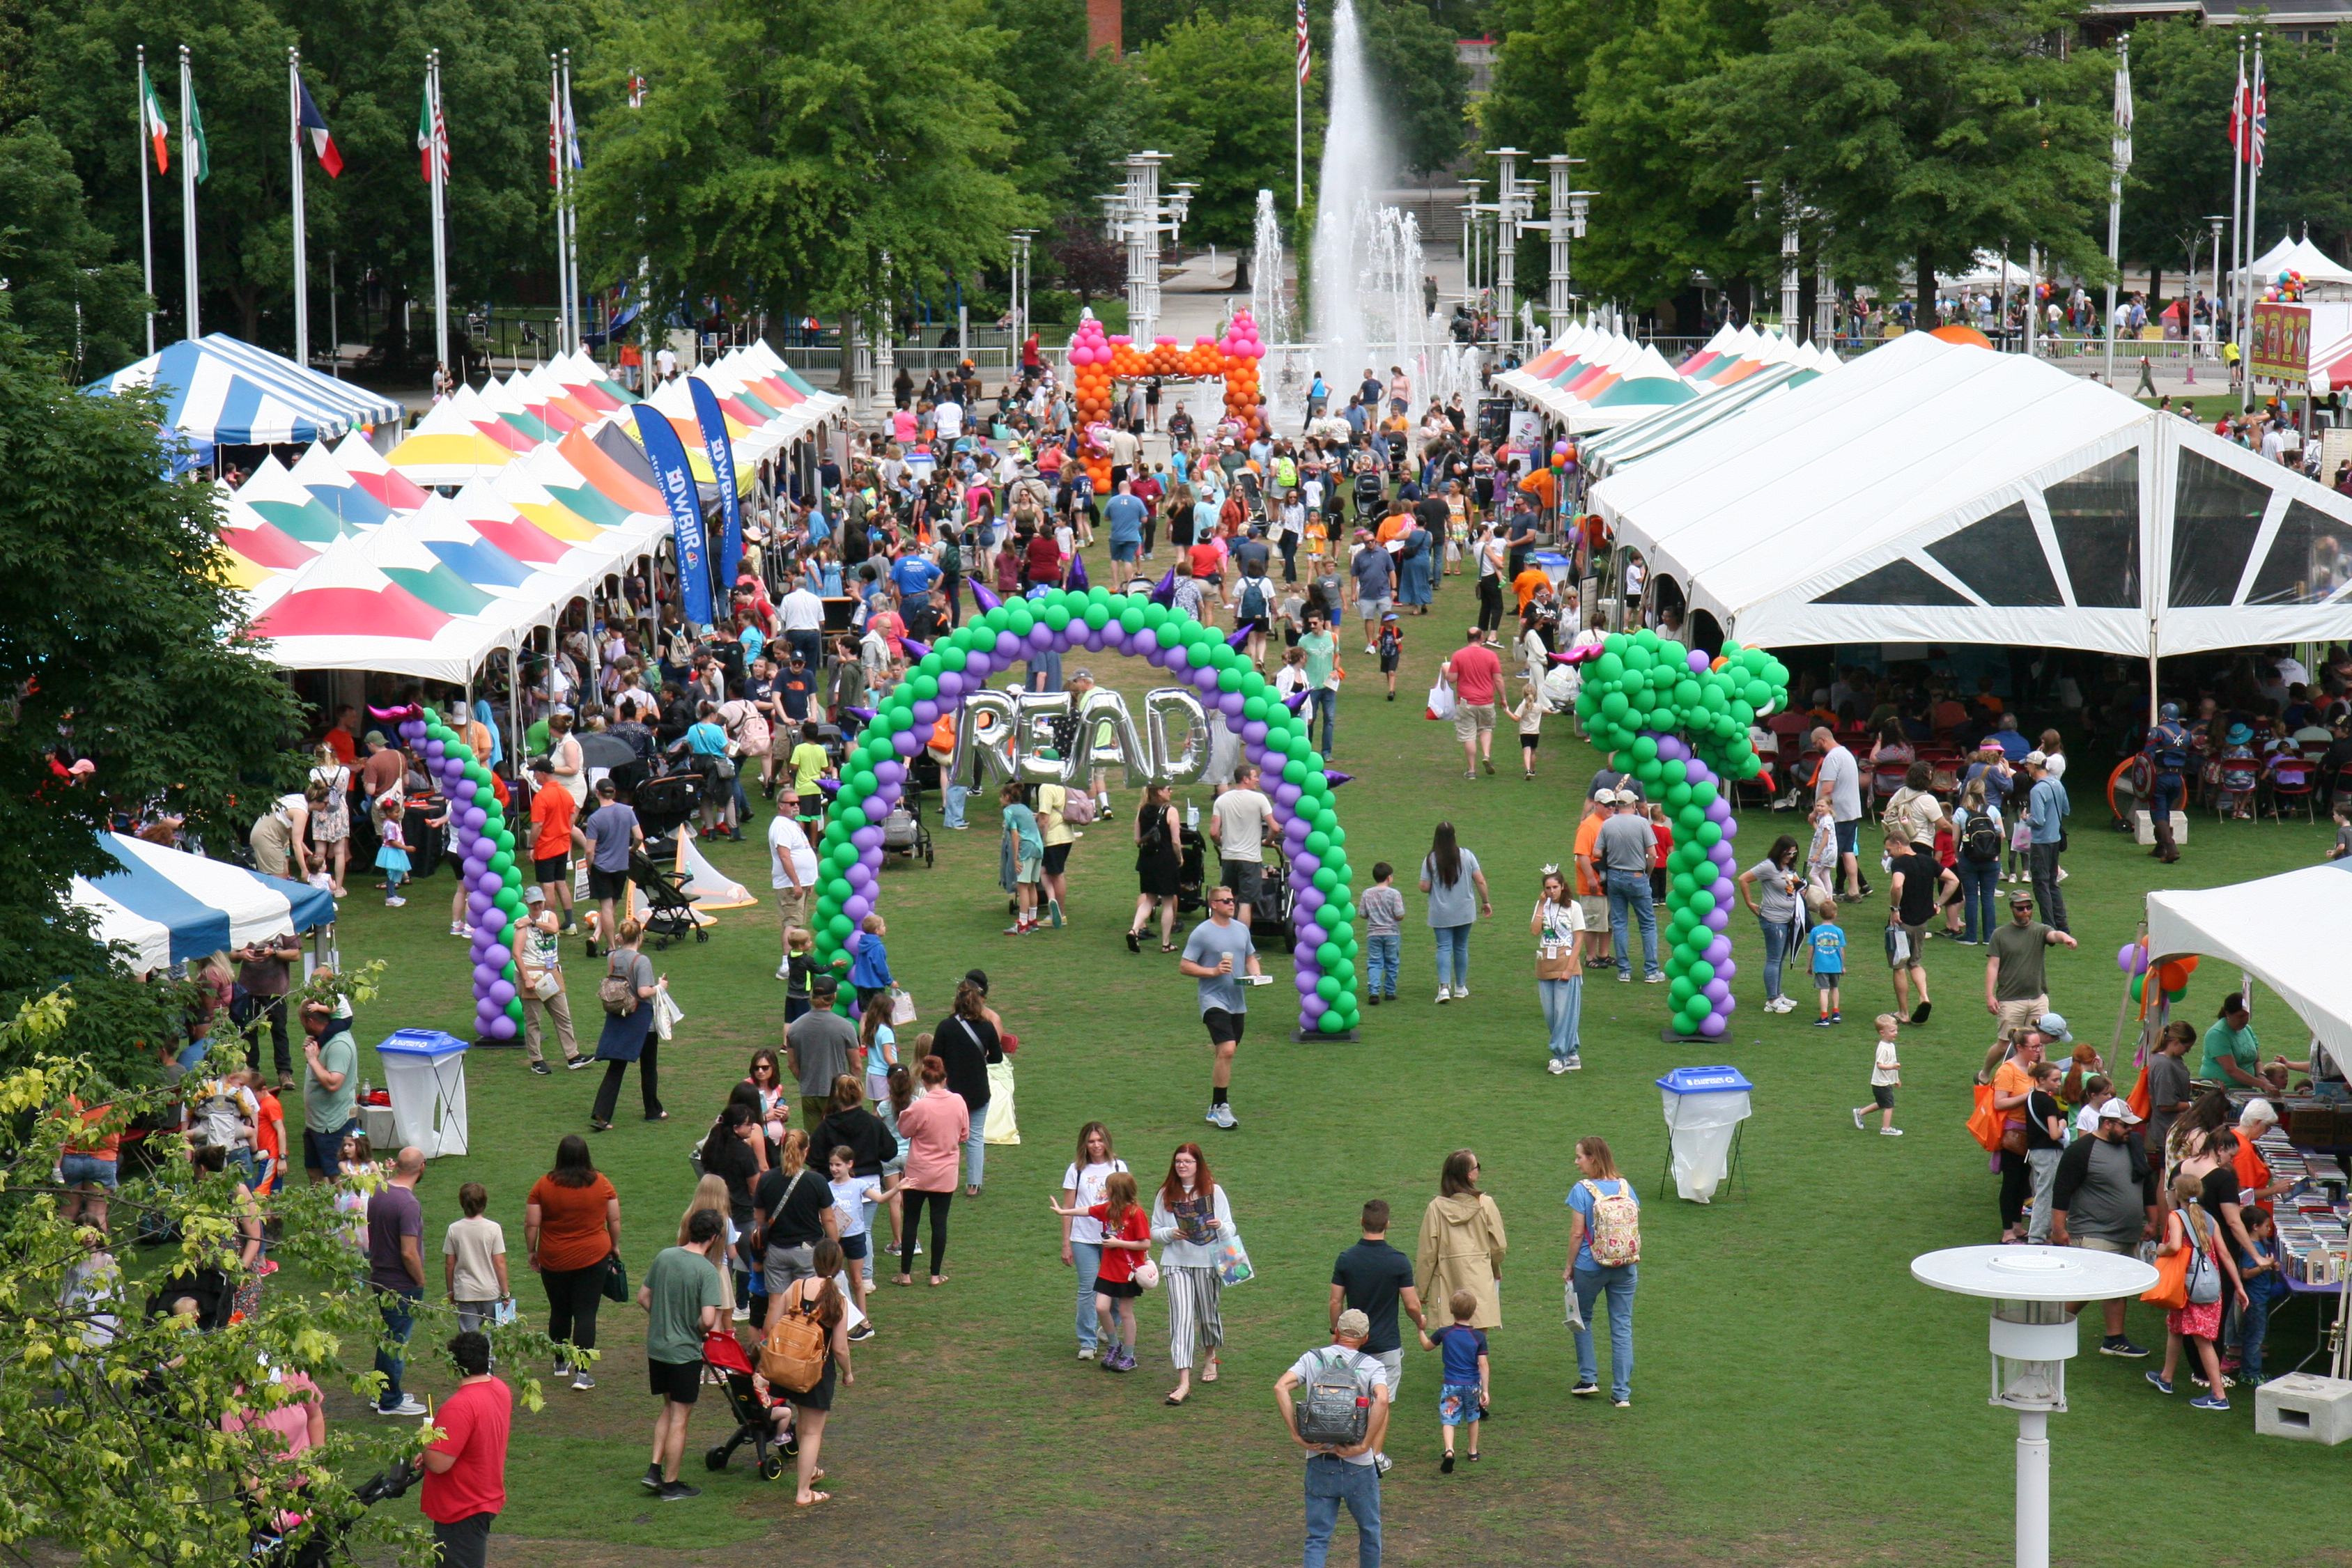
[[686, 376, 743, 596], [631, 404, 713, 628], [2251, 300, 2311, 385]]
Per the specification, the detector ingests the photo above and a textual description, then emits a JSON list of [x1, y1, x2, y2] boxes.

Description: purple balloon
[[489, 979, 516, 1007], [1296, 970, 1320, 994], [1720, 816, 1740, 839], [844, 895, 871, 922], [994, 631, 1021, 658], [1303, 993, 1329, 1018], [1217, 691, 1248, 717], [936, 671, 964, 699], [1276, 782, 1302, 807], [851, 825, 883, 850], [1227, 625, 1253, 650], [467, 892, 492, 917], [862, 796, 890, 821], [461, 806, 486, 832], [1703, 908, 1729, 933], [1027, 623, 1053, 648], [874, 759, 905, 785], [1702, 979, 1731, 1006], [1283, 815, 1311, 840], [1301, 922, 1328, 948], [472, 962, 500, 986], [1295, 851, 1321, 876], [1243, 720, 1269, 745], [1133, 628, 1159, 655], [1688, 649, 1712, 674], [901, 637, 931, 660], [970, 584, 1004, 612], [1703, 936, 1732, 965], [964, 653, 994, 676], [892, 729, 922, 755], [480, 907, 508, 933], [488, 1015, 519, 1041], [454, 779, 478, 802], [425, 740, 446, 759], [1717, 958, 1738, 981], [913, 699, 939, 724], [477, 999, 500, 1020]]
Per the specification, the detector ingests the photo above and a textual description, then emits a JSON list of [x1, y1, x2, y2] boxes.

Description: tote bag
[[1965, 1083, 2006, 1154], [1425, 681, 1457, 722]]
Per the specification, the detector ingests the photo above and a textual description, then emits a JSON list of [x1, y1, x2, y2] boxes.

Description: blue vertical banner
[[686, 375, 743, 594], [632, 403, 713, 628]]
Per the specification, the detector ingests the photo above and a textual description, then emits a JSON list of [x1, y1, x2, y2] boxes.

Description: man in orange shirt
[[1570, 791, 1615, 970], [527, 757, 580, 934], [323, 706, 359, 766], [1511, 564, 1551, 615]]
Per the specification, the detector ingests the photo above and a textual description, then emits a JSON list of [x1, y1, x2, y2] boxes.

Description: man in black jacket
[[2049, 1099, 2159, 1357]]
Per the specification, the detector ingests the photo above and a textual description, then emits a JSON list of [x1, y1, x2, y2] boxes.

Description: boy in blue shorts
[[1420, 1288, 1489, 1473], [1806, 890, 1845, 1026]]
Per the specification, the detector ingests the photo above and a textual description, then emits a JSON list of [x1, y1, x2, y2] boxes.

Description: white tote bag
[[1425, 680, 1457, 722]]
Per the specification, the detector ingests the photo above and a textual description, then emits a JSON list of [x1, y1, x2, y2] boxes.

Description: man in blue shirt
[[2021, 752, 2071, 933], [890, 550, 942, 610], [1104, 481, 1146, 568], [1988, 713, 2030, 762]]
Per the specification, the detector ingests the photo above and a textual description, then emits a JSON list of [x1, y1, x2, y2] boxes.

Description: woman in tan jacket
[[1416, 1149, 1506, 1331]]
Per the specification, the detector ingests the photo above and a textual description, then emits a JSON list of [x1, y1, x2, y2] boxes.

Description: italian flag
[[139, 64, 170, 174]]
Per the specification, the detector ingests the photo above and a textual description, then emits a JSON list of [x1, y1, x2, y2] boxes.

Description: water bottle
[[1185, 801, 1200, 831]]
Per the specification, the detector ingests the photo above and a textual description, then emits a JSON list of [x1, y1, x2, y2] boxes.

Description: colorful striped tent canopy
[[72, 831, 339, 973], [84, 334, 401, 447]]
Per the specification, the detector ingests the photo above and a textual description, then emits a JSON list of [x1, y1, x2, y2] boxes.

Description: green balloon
[[1697, 820, 1724, 847], [487, 850, 514, 876], [1669, 976, 1696, 1005], [1689, 889, 1717, 916], [1119, 606, 1145, 632], [1244, 696, 1269, 722], [1305, 830, 1331, 855], [1687, 958, 1716, 986], [1084, 603, 1111, 630], [1631, 734, 1659, 761], [1677, 803, 1705, 832], [825, 878, 853, 903], [826, 913, 853, 940], [1635, 759, 1664, 785], [1319, 1011, 1347, 1034], [1316, 975, 1342, 1002], [1317, 941, 1342, 968], [1671, 871, 1697, 898]]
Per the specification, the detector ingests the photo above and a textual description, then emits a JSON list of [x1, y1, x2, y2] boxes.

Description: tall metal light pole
[[1490, 148, 1528, 359], [874, 251, 895, 410], [1780, 184, 1802, 336], [1113, 154, 1188, 344], [2208, 214, 2229, 359], [1535, 155, 1588, 337]]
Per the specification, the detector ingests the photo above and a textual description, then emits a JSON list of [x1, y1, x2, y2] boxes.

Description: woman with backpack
[[1416, 1149, 1508, 1335], [1127, 785, 1185, 954], [587, 919, 665, 1131], [1951, 777, 2004, 945], [1562, 1135, 1639, 1407], [2147, 1170, 2243, 1410], [769, 1236, 856, 1505]]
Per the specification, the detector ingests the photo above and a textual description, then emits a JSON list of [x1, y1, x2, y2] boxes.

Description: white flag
[[2113, 52, 2134, 176]]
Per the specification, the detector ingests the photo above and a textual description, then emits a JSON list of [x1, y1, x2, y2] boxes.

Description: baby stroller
[[629, 845, 706, 950], [881, 791, 934, 868], [1175, 822, 1208, 915], [633, 771, 705, 841], [701, 1329, 796, 1481]]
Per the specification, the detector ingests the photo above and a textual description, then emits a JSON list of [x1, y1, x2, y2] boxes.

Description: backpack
[[598, 952, 640, 1016], [1061, 790, 1097, 826], [1960, 810, 2002, 864], [1139, 807, 1172, 857], [1581, 1179, 1641, 1266], [1239, 577, 1269, 621], [2182, 1209, 2222, 1305], [759, 1289, 830, 1391], [1294, 1349, 1373, 1447]]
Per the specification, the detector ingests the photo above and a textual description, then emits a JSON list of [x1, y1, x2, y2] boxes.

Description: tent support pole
[[509, 644, 523, 768]]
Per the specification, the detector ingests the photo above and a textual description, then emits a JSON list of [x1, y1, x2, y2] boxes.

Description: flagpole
[[430, 49, 449, 375], [2244, 36, 2264, 415], [291, 47, 309, 370], [137, 47, 155, 355], [549, 54, 567, 355], [2104, 33, 2128, 391], [563, 48, 582, 359], [180, 45, 198, 340], [2229, 36, 2247, 414]]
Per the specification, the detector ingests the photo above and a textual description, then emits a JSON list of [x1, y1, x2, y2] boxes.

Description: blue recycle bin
[[1657, 1064, 1752, 1204], [374, 1029, 471, 1158]]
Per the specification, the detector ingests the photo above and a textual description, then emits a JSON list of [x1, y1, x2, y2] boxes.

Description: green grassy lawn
[[325, 607, 2352, 1568]]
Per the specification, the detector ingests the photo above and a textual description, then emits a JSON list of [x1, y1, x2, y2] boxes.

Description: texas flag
[[296, 73, 343, 177]]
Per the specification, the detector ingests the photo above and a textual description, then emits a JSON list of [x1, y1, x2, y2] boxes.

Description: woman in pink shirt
[[892, 1056, 969, 1289]]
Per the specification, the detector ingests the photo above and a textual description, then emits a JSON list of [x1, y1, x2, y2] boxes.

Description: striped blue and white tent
[[71, 833, 338, 974], [84, 335, 403, 449]]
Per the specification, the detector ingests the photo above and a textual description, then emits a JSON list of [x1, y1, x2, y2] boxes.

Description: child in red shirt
[[1051, 1172, 1151, 1374]]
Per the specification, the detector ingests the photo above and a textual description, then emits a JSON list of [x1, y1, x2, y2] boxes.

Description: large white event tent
[[2146, 864, 2352, 1066], [1588, 328, 2352, 657]]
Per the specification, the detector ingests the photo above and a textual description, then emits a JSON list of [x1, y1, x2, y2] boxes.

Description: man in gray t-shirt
[[1595, 793, 1662, 981], [785, 977, 862, 1124], [2050, 1103, 2157, 1356], [1179, 886, 1262, 1131]]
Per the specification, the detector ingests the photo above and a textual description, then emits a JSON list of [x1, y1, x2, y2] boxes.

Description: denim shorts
[[61, 1153, 118, 1189], [1439, 1383, 1483, 1426]]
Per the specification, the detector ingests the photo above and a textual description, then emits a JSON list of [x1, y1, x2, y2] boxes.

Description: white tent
[[2146, 864, 2352, 1066], [1588, 329, 2352, 654], [2234, 235, 2352, 290]]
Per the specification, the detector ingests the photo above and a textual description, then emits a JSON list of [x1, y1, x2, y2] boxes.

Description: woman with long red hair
[[1148, 1142, 1235, 1406]]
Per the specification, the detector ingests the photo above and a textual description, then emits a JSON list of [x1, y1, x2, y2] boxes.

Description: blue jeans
[[2029, 840, 2068, 932], [1301, 1454, 1382, 1568], [1431, 924, 1471, 991], [2239, 1271, 2289, 1378], [1539, 976, 1583, 1062], [1758, 915, 1800, 1001], [1303, 687, 1338, 756], [1606, 871, 1659, 977], [944, 782, 969, 829], [374, 1284, 423, 1410], [1071, 1239, 1103, 1350], [1957, 858, 2000, 942], [1571, 1262, 1637, 1400], [1365, 932, 1400, 998], [2151, 773, 2183, 823], [965, 1111, 987, 1189]]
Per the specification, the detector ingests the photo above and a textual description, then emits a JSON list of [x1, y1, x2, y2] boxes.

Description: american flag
[[1297, 0, 1310, 84], [627, 72, 645, 109], [417, 70, 448, 182]]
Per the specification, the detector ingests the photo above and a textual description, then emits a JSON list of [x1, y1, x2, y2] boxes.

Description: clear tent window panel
[[1810, 557, 1972, 606], [2245, 499, 2352, 606], [1924, 503, 2064, 607], [2169, 450, 2270, 607], [2042, 453, 2140, 607]]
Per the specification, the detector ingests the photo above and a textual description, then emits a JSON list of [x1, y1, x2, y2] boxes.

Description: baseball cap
[[1614, 788, 1640, 805], [2008, 889, 2034, 906], [1335, 1308, 1371, 1340], [529, 755, 555, 775], [364, 729, 388, 747], [2022, 750, 2048, 767], [2094, 1096, 2142, 1124], [2037, 1011, 2072, 1043], [522, 885, 546, 904], [68, 759, 95, 775]]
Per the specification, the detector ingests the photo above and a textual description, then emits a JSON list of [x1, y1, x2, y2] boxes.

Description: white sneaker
[[1880, 1126, 1905, 1136], [1078, 1346, 1098, 1361], [1547, 1058, 1569, 1075], [449, 922, 467, 937], [380, 1396, 428, 1416], [1435, 987, 1452, 1004], [1852, 1107, 1867, 1131], [384, 896, 407, 908], [1452, 985, 1469, 1000]]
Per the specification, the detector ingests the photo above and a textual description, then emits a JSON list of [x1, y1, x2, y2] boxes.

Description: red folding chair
[[2268, 755, 2317, 822], [1871, 763, 1909, 805]]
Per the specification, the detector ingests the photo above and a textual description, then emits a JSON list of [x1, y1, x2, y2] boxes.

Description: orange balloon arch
[[1067, 310, 1267, 493]]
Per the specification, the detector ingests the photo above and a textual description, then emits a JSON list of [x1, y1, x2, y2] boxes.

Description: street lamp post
[[1489, 149, 1530, 360], [2208, 215, 2229, 358], [1110, 154, 1188, 344], [1910, 1246, 2156, 1568]]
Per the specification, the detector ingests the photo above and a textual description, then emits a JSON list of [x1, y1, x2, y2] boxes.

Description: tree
[[1359, 0, 1470, 176], [575, 0, 1035, 334], [0, 118, 150, 377], [1049, 214, 1127, 303], [1139, 3, 1311, 247], [0, 319, 304, 1080], [982, 0, 1161, 217], [0, 992, 564, 1568], [1687, 0, 2112, 325]]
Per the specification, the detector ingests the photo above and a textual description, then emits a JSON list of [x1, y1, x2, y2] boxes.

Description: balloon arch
[[1067, 310, 1268, 494], [826, 589, 1363, 1039]]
